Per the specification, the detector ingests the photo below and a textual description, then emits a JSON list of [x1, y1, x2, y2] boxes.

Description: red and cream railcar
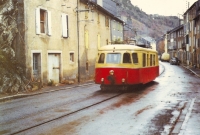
[[94, 44, 159, 90]]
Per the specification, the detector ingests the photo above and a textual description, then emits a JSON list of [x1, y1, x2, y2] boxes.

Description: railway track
[[11, 90, 124, 135]]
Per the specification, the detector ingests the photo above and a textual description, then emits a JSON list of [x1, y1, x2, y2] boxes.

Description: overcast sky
[[130, 0, 197, 17]]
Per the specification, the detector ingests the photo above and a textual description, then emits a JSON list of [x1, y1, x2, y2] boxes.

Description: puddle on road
[[146, 109, 174, 135], [43, 116, 89, 135], [99, 82, 158, 114], [134, 105, 154, 116]]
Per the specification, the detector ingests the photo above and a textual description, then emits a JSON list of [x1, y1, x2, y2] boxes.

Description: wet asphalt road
[[0, 62, 200, 135]]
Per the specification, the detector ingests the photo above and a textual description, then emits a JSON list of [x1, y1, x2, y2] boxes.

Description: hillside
[[113, 0, 179, 39]]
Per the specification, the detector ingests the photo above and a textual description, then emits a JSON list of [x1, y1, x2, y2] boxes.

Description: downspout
[[110, 19, 112, 44], [77, 0, 80, 83]]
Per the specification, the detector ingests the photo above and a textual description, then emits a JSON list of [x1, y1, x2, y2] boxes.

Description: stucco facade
[[23, 0, 78, 84], [77, 1, 112, 81], [13, 0, 123, 85]]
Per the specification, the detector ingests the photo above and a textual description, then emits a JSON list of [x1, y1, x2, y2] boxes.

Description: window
[[113, 35, 116, 41], [198, 38, 200, 47], [113, 22, 116, 30], [40, 10, 45, 33], [123, 53, 131, 63], [106, 53, 121, 64], [150, 54, 152, 66], [85, 6, 89, 19], [153, 55, 155, 66], [132, 53, 138, 64], [33, 53, 39, 71], [105, 16, 109, 27], [36, 8, 51, 35], [62, 13, 69, 38], [70, 52, 74, 62], [86, 62, 89, 71], [143, 53, 146, 67], [33, 53, 41, 79], [98, 53, 105, 63], [117, 23, 120, 31], [97, 13, 100, 24], [198, 54, 200, 64]]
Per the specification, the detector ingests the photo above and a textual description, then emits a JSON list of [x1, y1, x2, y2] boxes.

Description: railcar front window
[[132, 53, 138, 63], [98, 53, 105, 63], [123, 53, 131, 63], [106, 53, 121, 64]]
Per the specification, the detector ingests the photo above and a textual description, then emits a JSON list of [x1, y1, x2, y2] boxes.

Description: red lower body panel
[[95, 66, 159, 85]]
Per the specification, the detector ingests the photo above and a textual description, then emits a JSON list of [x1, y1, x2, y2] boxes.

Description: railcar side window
[[132, 53, 138, 63], [98, 53, 105, 63], [106, 53, 121, 64], [150, 54, 152, 66], [143, 53, 146, 67], [123, 53, 131, 63], [153, 55, 155, 65]]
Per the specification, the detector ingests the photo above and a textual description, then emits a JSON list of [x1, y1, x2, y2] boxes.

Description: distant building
[[167, 24, 184, 61], [164, 0, 200, 69]]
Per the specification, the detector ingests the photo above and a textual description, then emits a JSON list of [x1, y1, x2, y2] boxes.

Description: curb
[[0, 82, 94, 103], [0, 63, 175, 103], [181, 65, 200, 78]]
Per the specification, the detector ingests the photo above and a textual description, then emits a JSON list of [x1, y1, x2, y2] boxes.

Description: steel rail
[[11, 92, 124, 135]]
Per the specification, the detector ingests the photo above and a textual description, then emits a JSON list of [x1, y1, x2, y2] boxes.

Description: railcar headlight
[[109, 70, 114, 75], [101, 78, 104, 82], [122, 78, 125, 82]]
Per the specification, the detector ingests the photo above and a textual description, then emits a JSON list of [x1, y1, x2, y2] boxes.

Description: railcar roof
[[99, 44, 157, 53]]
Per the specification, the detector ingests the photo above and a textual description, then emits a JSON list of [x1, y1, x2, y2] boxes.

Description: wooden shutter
[[62, 13, 68, 38], [47, 11, 52, 36], [35, 8, 40, 34]]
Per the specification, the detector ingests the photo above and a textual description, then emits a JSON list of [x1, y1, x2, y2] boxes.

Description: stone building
[[12, 0, 124, 85], [165, 0, 200, 68], [167, 25, 184, 62]]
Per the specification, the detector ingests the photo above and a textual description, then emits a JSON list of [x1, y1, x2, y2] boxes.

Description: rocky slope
[[0, 0, 31, 94], [113, 0, 179, 39]]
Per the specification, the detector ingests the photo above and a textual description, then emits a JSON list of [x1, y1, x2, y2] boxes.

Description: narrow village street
[[0, 62, 200, 135], [1, 0, 200, 135]]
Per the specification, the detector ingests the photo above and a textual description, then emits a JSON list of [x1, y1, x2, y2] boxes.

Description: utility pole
[[76, 0, 90, 83]]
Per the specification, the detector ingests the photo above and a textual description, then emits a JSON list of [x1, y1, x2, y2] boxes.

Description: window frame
[[132, 53, 138, 64], [36, 7, 52, 35], [143, 53, 146, 67], [98, 53, 105, 63], [150, 54, 152, 66], [105, 16, 109, 27], [123, 53, 131, 63], [106, 53, 121, 64], [69, 51, 75, 63]]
